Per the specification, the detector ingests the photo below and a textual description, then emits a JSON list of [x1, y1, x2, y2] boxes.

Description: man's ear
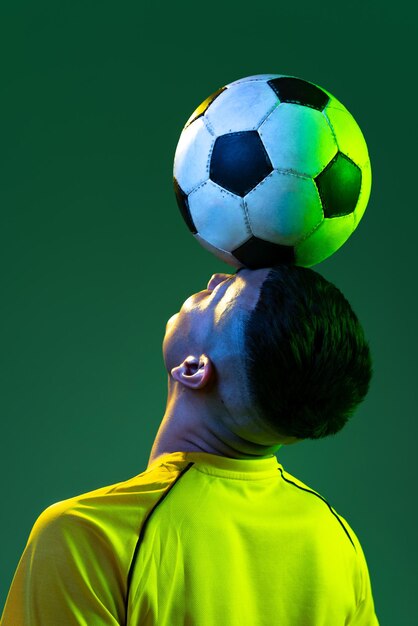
[[171, 354, 214, 389]]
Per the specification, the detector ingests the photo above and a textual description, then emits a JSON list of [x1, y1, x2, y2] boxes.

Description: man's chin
[[165, 312, 179, 328]]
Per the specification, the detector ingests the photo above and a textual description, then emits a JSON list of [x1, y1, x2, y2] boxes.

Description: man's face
[[162, 267, 270, 375], [162, 267, 302, 447]]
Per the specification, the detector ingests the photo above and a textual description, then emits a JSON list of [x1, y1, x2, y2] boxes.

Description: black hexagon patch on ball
[[173, 177, 197, 233], [210, 131, 273, 197], [233, 236, 295, 269], [315, 152, 362, 217], [267, 76, 329, 111]]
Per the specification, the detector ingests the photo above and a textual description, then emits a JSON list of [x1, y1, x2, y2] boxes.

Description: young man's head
[[154, 264, 372, 461]]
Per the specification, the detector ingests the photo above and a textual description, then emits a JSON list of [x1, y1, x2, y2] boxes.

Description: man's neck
[[147, 406, 282, 469]]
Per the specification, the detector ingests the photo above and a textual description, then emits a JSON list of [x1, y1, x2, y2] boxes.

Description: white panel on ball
[[205, 81, 279, 135], [324, 105, 370, 168], [173, 117, 214, 194], [194, 233, 244, 268], [228, 74, 281, 86], [188, 180, 250, 250], [295, 212, 355, 267], [245, 171, 323, 246], [259, 103, 338, 177]]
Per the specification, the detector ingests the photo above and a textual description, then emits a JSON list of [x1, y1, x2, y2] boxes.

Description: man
[[1, 264, 379, 625]]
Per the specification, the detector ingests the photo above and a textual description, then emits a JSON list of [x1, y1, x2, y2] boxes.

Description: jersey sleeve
[[347, 522, 380, 626], [0, 501, 126, 625]]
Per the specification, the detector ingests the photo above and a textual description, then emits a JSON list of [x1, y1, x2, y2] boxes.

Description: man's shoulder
[[278, 465, 359, 553], [29, 460, 183, 552]]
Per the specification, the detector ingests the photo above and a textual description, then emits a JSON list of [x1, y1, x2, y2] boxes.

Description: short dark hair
[[243, 264, 373, 440]]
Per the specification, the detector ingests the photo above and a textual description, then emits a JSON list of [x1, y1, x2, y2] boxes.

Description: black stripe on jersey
[[277, 467, 357, 552], [125, 462, 195, 619]]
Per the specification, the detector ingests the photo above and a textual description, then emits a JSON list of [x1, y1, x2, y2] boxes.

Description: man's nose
[[206, 273, 233, 291]]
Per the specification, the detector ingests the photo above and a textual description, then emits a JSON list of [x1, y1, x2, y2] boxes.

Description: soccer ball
[[173, 74, 371, 268]]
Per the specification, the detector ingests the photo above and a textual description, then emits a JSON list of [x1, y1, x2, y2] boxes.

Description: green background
[[0, 1, 415, 622]]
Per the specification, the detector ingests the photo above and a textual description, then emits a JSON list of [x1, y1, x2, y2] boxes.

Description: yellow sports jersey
[[1, 451, 379, 625]]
